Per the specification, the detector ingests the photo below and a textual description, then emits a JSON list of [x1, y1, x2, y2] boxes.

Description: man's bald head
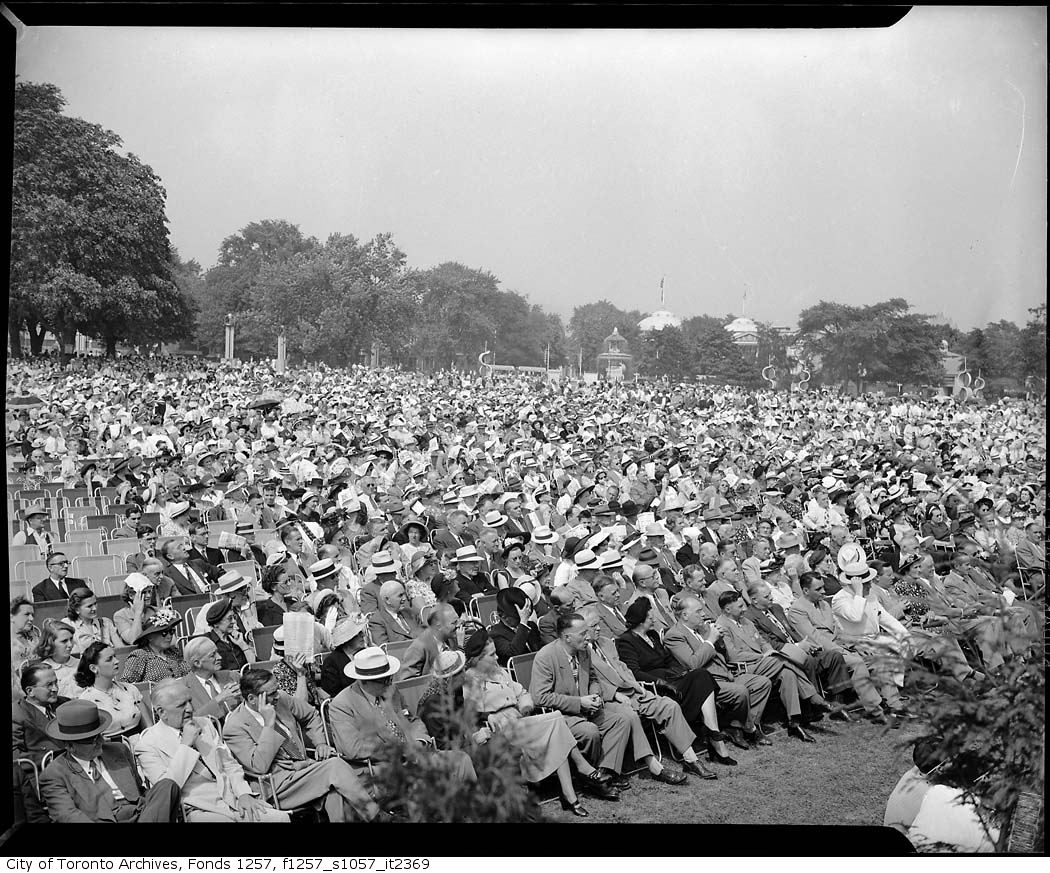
[[699, 543, 718, 562], [550, 587, 575, 610]]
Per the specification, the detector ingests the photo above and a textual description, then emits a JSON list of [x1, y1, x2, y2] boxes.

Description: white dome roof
[[638, 310, 682, 332], [725, 316, 758, 335]]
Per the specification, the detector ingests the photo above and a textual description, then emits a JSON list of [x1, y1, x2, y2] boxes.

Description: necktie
[[375, 696, 408, 744], [613, 606, 626, 625], [272, 717, 305, 760], [394, 612, 410, 635], [767, 611, 790, 640], [45, 705, 56, 719], [570, 655, 580, 693], [88, 761, 100, 782]]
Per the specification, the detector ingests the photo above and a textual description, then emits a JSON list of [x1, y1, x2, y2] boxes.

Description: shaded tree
[[568, 301, 644, 367], [637, 326, 695, 379], [11, 78, 191, 359]]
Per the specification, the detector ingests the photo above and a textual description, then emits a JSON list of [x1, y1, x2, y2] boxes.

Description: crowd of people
[[7, 353, 1045, 831]]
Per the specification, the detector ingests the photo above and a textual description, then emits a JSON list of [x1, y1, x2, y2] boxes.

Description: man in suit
[[741, 537, 772, 587], [624, 562, 675, 635], [328, 647, 476, 782], [716, 590, 830, 743], [580, 608, 710, 781], [110, 506, 144, 540], [430, 510, 475, 555], [160, 536, 214, 596], [13, 663, 71, 823], [593, 576, 629, 639], [475, 527, 503, 581], [367, 581, 424, 646], [32, 551, 88, 603], [487, 588, 542, 666], [187, 521, 226, 581], [451, 545, 496, 600], [222, 668, 381, 823], [787, 574, 895, 722], [704, 558, 749, 617], [356, 552, 401, 614], [537, 587, 576, 645], [399, 603, 462, 678], [136, 679, 288, 822], [563, 548, 603, 609], [39, 700, 180, 823], [642, 524, 684, 595], [529, 613, 634, 796], [696, 542, 721, 587], [745, 580, 854, 719], [124, 525, 160, 574], [180, 636, 243, 721], [664, 595, 774, 748]]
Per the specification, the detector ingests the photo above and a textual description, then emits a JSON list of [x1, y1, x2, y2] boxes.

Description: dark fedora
[[636, 547, 661, 566], [45, 699, 112, 741]]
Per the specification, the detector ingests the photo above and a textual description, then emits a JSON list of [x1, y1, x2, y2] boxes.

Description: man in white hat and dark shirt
[[327, 647, 477, 782]]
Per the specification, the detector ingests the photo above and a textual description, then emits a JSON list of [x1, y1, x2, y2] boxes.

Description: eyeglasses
[[49, 561, 70, 567]]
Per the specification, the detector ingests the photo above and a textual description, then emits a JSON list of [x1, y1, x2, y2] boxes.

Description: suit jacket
[[704, 579, 736, 619], [136, 716, 254, 815], [431, 529, 474, 555], [328, 681, 429, 760], [399, 630, 458, 679], [1015, 538, 1045, 570], [537, 609, 572, 646], [181, 670, 239, 721], [357, 581, 382, 614], [124, 552, 153, 574], [368, 607, 423, 646], [455, 571, 496, 600], [488, 619, 542, 666], [675, 542, 700, 567], [593, 602, 628, 640], [663, 620, 733, 680], [614, 630, 684, 683], [39, 742, 146, 823], [715, 614, 771, 665], [786, 596, 845, 651], [320, 649, 354, 698], [32, 577, 88, 603], [529, 640, 598, 716], [222, 692, 326, 776], [587, 638, 646, 701], [162, 558, 215, 596], [564, 574, 599, 610], [188, 546, 226, 580], [13, 696, 71, 762], [745, 604, 803, 649]]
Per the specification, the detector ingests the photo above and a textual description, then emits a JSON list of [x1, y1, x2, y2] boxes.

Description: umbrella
[[248, 392, 283, 410], [9, 394, 44, 410]]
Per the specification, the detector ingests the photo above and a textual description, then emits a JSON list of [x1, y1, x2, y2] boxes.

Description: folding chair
[[319, 698, 375, 777], [250, 625, 282, 660], [10, 579, 33, 601], [104, 538, 142, 560], [99, 574, 130, 597], [182, 605, 207, 638], [221, 560, 260, 586], [15, 488, 52, 504], [394, 676, 431, 717], [65, 529, 105, 553], [135, 681, 156, 720], [381, 640, 413, 662], [254, 529, 279, 548], [241, 659, 279, 676], [476, 595, 499, 627], [14, 559, 48, 583], [71, 554, 124, 587], [53, 540, 92, 562], [62, 506, 98, 531], [84, 515, 120, 534], [9, 543, 45, 571], [207, 519, 236, 544], [508, 653, 538, 688]]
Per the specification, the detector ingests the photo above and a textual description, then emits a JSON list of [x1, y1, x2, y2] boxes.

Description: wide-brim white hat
[[344, 645, 401, 680]]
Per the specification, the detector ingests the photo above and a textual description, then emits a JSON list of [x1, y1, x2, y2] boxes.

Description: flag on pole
[[660, 276, 665, 306]]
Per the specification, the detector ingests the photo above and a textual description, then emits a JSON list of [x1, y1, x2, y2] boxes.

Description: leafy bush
[[885, 591, 1044, 852], [365, 684, 539, 823]]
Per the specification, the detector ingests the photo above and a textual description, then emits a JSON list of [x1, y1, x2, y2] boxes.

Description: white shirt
[[907, 785, 999, 853]]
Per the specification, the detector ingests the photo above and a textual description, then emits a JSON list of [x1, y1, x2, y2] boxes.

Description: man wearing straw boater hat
[[327, 646, 477, 783], [39, 699, 181, 822]]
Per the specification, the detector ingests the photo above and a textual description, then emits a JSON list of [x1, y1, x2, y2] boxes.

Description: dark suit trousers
[[115, 779, 180, 823], [811, 649, 852, 698], [668, 668, 719, 727]]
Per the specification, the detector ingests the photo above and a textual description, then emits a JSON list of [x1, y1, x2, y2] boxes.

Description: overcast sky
[[12, 7, 1047, 330]]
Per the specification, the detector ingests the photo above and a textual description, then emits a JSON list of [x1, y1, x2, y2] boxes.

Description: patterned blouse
[[119, 647, 190, 683], [78, 681, 144, 736], [272, 659, 322, 708]]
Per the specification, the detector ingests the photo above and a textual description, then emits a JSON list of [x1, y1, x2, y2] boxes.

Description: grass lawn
[[545, 718, 926, 824]]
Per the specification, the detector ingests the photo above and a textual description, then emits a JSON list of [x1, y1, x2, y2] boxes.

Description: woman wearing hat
[[112, 573, 164, 646], [394, 520, 433, 567], [462, 628, 591, 816], [405, 553, 440, 618], [62, 588, 121, 657], [495, 540, 532, 590], [74, 641, 153, 737], [319, 614, 372, 698], [205, 597, 256, 672], [415, 649, 471, 749], [118, 608, 190, 684]]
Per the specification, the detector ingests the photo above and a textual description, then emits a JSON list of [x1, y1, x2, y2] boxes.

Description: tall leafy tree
[[637, 326, 695, 379], [11, 79, 192, 358], [569, 301, 644, 368], [1020, 304, 1046, 383]]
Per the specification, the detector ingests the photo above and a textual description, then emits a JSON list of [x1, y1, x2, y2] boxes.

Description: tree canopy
[[10, 79, 195, 358]]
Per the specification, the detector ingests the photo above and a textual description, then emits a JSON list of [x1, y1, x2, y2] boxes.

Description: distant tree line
[[10, 79, 1047, 392]]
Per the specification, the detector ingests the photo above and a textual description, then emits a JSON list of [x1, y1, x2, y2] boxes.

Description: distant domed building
[[725, 315, 759, 354], [596, 327, 633, 381], [638, 309, 683, 332]]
